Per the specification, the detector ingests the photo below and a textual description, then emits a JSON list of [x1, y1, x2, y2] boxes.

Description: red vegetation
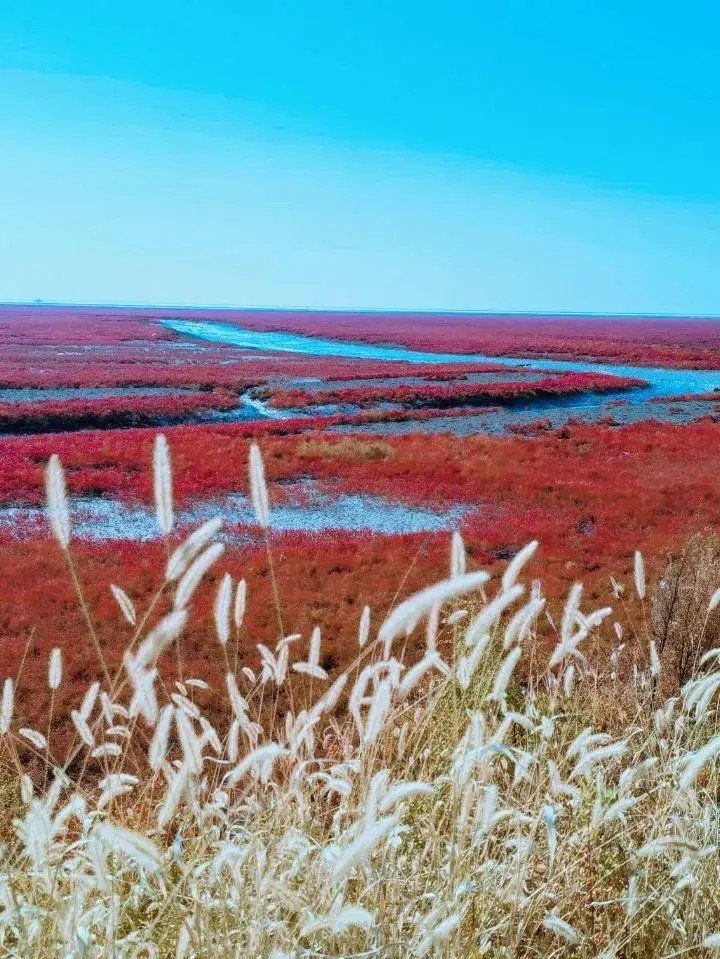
[[0, 307, 517, 392], [0, 306, 175, 346], [4, 306, 720, 379], [0, 390, 240, 434], [113, 307, 720, 370], [0, 346, 516, 393], [266, 372, 647, 409], [4, 418, 720, 734]]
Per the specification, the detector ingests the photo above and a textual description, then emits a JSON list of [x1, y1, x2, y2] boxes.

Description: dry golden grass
[[297, 436, 396, 461]]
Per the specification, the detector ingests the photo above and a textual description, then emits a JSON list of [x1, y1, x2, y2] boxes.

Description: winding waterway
[[162, 318, 720, 405]]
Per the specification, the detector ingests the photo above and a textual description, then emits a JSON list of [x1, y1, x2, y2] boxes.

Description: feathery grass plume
[[379, 781, 435, 812], [649, 640, 662, 677], [502, 540, 538, 591], [174, 542, 225, 610], [137, 610, 188, 667], [542, 912, 581, 944], [153, 434, 173, 536], [425, 601, 441, 651], [358, 604, 371, 647], [71, 709, 95, 747], [503, 596, 545, 650], [465, 584, 524, 647], [234, 578, 247, 631], [399, 652, 445, 699], [308, 626, 322, 668], [96, 823, 162, 873], [560, 582, 583, 644], [330, 815, 400, 885], [166, 517, 223, 582], [175, 708, 202, 773], [416, 914, 461, 956], [292, 661, 328, 681], [634, 549, 646, 600], [92, 742, 122, 759], [248, 442, 270, 528], [157, 763, 191, 828], [450, 531, 466, 577], [301, 905, 374, 935], [457, 631, 493, 689], [678, 734, 720, 789], [20, 728, 47, 750], [378, 570, 490, 656], [47, 647, 62, 690], [175, 922, 191, 959], [214, 573, 233, 647], [363, 680, 392, 746], [225, 743, 288, 786], [570, 741, 628, 780], [490, 645, 523, 704], [310, 673, 348, 720], [124, 655, 159, 724], [79, 681, 100, 721], [44, 453, 71, 549], [704, 934, 720, 949], [636, 837, 699, 859], [110, 584, 136, 626], [225, 671, 247, 717], [541, 803, 558, 867], [0, 677, 14, 734]]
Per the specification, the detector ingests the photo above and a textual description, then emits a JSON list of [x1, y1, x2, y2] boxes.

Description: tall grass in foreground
[[1, 439, 720, 957]]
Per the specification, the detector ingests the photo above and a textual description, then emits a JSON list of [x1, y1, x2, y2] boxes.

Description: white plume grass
[[248, 442, 270, 528], [634, 550, 646, 601], [166, 517, 223, 582], [174, 543, 225, 610], [45, 454, 71, 549], [378, 571, 490, 655], [153, 435, 173, 536], [214, 573, 233, 647], [48, 648, 62, 691], [110, 584, 137, 626]]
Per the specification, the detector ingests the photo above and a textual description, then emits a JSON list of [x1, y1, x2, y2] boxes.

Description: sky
[[1, 1, 719, 314]]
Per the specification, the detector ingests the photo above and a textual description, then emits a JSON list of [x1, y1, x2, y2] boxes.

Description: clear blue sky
[[1, 1, 719, 313]]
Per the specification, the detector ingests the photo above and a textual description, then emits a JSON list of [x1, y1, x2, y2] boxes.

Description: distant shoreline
[[1, 301, 719, 321]]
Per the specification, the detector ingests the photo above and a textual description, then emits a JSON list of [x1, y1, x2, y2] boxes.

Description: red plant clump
[[266, 372, 647, 410], [0, 390, 239, 434]]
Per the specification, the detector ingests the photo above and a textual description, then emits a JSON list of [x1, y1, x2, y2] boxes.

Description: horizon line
[[1, 300, 719, 321]]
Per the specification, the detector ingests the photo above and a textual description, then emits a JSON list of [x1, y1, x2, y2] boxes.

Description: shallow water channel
[[162, 318, 720, 406]]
